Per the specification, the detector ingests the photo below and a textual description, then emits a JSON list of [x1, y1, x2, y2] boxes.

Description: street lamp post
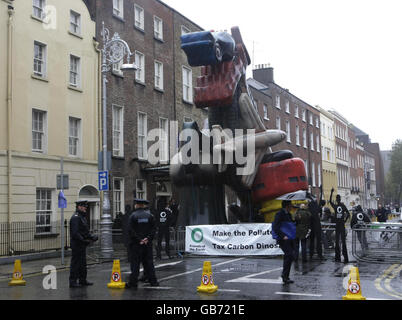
[[100, 22, 137, 259]]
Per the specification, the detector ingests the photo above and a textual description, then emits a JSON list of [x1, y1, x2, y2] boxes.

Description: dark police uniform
[[69, 200, 98, 287], [156, 206, 173, 259], [127, 199, 158, 288], [330, 190, 350, 263]]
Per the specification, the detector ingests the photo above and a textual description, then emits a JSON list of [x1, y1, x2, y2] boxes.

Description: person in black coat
[[376, 204, 388, 223], [329, 188, 350, 263], [156, 204, 174, 259], [307, 187, 326, 261], [69, 200, 98, 288], [350, 205, 371, 250], [273, 200, 296, 284], [126, 199, 159, 289]]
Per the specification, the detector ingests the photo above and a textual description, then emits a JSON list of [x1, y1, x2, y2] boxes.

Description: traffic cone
[[8, 259, 26, 286], [107, 260, 126, 289], [342, 267, 366, 300], [197, 261, 218, 294]]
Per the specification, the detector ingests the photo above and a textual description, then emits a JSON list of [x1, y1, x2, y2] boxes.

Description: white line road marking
[[218, 289, 241, 293], [123, 261, 183, 274], [226, 267, 283, 284], [158, 258, 245, 282], [275, 292, 323, 297], [143, 287, 172, 290]]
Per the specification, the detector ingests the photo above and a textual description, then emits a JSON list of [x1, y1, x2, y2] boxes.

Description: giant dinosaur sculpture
[[170, 27, 308, 225]]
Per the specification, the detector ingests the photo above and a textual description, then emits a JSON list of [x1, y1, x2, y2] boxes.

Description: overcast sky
[[163, 0, 401, 151]]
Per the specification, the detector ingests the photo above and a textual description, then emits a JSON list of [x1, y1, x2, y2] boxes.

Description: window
[[33, 0, 45, 20], [316, 135, 320, 153], [181, 25, 191, 35], [310, 132, 314, 151], [285, 121, 291, 142], [68, 117, 81, 156], [302, 128, 307, 148], [113, 178, 124, 217], [182, 66, 193, 103], [304, 160, 308, 177], [70, 10, 81, 35], [113, 0, 124, 19], [276, 116, 281, 130], [154, 16, 163, 40], [309, 113, 313, 125], [112, 105, 124, 157], [285, 101, 290, 113], [138, 112, 147, 159], [69, 55, 81, 87], [295, 125, 300, 145], [263, 104, 269, 120], [275, 96, 280, 109], [34, 41, 47, 77], [32, 109, 46, 152], [134, 4, 144, 30], [295, 105, 299, 118], [302, 109, 306, 122], [36, 189, 52, 234], [159, 117, 169, 162], [315, 117, 319, 128], [312, 162, 316, 187], [154, 60, 164, 90], [136, 179, 146, 200], [135, 51, 145, 83]]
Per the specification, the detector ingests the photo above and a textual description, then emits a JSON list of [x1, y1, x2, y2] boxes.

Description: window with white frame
[[285, 120, 291, 142], [154, 60, 164, 90], [68, 117, 81, 156], [70, 10, 81, 35], [263, 104, 269, 120], [69, 55, 81, 87], [182, 66, 193, 103], [181, 25, 191, 35], [310, 132, 314, 151], [154, 16, 163, 40], [33, 0, 45, 20], [136, 179, 146, 200], [113, 177, 124, 217], [134, 4, 144, 30], [295, 105, 299, 118], [32, 109, 46, 152], [316, 135, 320, 153], [304, 160, 309, 177], [309, 113, 313, 125], [135, 51, 145, 83], [285, 100, 290, 113], [275, 96, 280, 109], [159, 117, 169, 162], [112, 105, 124, 157], [302, 128, 307, 148], [295, 125, 300, 145], [34, 41, 47, 77], [275, 116, 281, 130], [312, 162, 316, 187], [302, 109, 306, 122], [138, 112, 147, 159], [113, 0, 124, 19], [36, 188, 52, 234], [315, 116, 319, 128]]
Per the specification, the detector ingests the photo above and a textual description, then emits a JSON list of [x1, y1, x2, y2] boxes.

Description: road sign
[[98, 171, 109, 191]]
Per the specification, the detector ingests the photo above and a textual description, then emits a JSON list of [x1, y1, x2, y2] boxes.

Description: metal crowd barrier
[[352, 222, 402, 263]]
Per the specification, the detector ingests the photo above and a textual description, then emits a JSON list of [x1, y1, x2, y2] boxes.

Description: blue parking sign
[[98, 171, 109, 191]]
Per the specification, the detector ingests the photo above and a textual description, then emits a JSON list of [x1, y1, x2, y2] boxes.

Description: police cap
[[75, 200, 89, 207]]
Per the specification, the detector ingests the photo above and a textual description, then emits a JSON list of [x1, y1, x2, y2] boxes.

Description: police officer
[[69, 200, 98, 288], [329, 188, 350, 263], [156, 204, 174, 259], [127, 199, 159, 289]]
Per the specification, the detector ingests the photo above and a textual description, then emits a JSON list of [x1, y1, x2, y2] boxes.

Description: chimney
[[252, 64, 274, 85]]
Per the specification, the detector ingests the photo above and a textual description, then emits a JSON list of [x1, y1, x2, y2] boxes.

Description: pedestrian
[[350, 205, 370, 251], [169, 198, 179, 228], [294, 203, 311, 263], [375, 204, 388, 223], [272, 200, 296, 284], [321, 206, 335, 249], [156, 202, 174, 260], [69, 200, 98, 288], [307, 186, 326, 260], [329, 188, 350, 263], [126, 199, 159, 289]]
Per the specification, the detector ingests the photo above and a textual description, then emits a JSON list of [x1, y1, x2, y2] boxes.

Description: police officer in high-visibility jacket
[[329, 188, 350, 263], [69, 200, 98, 288], [126, 199, 159, 289]]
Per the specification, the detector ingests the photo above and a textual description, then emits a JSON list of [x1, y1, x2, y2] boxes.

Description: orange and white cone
[[197, 261, 218, 294]]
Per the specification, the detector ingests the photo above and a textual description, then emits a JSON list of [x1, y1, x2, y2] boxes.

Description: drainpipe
[[7, 5, 15, 255]]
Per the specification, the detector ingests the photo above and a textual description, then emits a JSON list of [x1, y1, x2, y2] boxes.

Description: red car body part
[[251, 158, 309, 203]]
